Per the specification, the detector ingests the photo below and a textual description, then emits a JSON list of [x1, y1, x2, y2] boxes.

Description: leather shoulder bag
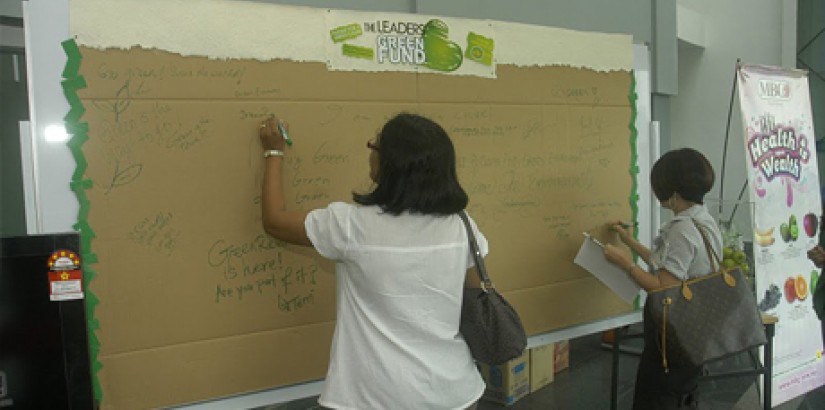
[[644, 219, 767, 371], [458, 211, 527, 365]]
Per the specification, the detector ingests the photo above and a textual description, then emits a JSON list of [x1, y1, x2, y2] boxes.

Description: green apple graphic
[[422, 19, 463, 72]]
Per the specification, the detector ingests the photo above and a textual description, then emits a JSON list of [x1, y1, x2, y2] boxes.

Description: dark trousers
[[632, 318, 704, 410]]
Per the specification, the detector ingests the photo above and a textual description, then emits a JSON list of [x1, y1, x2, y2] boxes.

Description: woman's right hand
[[807, 245, 825, 268], [607, 220, 633, 244], [259, 116, 288, 151], [603, 243, 631, 271]]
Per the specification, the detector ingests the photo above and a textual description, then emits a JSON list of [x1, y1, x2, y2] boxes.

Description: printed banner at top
[[737, 63, 824, 406], [325, 10, 496, 78]]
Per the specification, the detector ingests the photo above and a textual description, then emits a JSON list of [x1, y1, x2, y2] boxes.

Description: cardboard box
[[554, 339, 570, 373], [477, 351, 530, 406], [529, 343, 555, 392]]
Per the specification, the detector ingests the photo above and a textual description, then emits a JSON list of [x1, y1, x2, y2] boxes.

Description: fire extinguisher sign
[[47, 250, 84, 301]]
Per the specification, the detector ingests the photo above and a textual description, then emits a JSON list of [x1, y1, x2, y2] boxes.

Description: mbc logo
[[758, 79, 791, 100]]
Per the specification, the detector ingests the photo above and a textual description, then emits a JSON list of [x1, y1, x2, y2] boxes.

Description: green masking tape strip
[[69, 146, 89, 182], [61, 39, 81, 78], [342, 43, 375, 60], [62, 77, 87, 124], [66, 121, 90, 136], [68, 124, 90, 181], [69, 190, 89, 223], [628, 70, 641, 310], [84, 266, 97, 284], [627, 71, 641, 310], [83, 253, 97, 264], [71, 220, 96, 255], [62, 38, 103, 403], [330, 23, 363, 43]]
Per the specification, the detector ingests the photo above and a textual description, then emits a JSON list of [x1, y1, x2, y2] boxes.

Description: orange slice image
[[796, 275, 808, 301]]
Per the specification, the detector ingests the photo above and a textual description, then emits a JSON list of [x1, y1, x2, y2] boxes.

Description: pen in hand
[[276, 119, 292, 146]]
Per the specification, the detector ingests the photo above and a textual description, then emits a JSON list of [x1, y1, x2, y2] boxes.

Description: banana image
[[755, 226, 775, 237], [755, 226, 775, 247], [756, 235, 775, 246]]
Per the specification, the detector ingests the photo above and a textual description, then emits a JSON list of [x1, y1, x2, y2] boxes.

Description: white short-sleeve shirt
[[306, 202, 486, 410], [650, 204, 724, 280]]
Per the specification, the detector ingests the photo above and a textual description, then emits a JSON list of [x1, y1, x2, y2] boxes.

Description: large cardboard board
[[77, 45, 634, 408]]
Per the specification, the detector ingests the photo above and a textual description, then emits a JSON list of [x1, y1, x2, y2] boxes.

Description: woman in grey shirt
[[603, 148, 722, 409]]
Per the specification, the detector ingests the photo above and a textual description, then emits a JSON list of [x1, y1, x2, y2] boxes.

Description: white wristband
[[263, 149, 284, 158]]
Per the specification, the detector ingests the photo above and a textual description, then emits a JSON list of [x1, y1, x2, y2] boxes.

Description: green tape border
[[628, 70, 641, 310], [61, 38, 103, 403]]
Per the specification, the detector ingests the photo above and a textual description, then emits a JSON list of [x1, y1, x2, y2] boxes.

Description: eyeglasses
[[366, 139, 379, 151]]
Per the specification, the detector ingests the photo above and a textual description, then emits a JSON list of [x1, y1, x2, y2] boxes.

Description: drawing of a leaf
[[111, 163, 143, 188]]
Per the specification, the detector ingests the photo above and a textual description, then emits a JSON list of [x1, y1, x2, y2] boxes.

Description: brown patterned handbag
[[458, 211, 527, 365], [644, 220, 767, 371]]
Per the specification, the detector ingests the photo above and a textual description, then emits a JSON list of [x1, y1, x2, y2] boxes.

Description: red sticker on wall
[[47, 250, 84, 301]]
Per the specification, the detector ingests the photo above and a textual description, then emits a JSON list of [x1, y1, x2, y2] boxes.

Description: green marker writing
[[277, 121, 292, 146]]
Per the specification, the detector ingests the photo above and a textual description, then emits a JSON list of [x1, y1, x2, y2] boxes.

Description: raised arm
[[259, 117, 312, 246]]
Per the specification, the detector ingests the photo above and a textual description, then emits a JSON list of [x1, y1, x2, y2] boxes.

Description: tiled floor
[[260, 325, 825, 410]]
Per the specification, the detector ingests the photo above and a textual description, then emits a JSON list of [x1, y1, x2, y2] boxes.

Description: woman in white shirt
[[258, 113, 485, 410], [602, 148, 722, 409]]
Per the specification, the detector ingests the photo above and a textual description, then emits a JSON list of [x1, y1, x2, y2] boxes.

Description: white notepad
[[574, 233, 641, 304]]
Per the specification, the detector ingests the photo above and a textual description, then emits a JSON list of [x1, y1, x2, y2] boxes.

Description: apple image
[[784, 277, 797, 303], [804, 213, 818, 237], [780, 222, 791, 242], [789, 214, 799, 241]]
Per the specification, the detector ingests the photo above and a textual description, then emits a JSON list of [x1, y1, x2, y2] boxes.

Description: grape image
[[757, 284, 781, 312]]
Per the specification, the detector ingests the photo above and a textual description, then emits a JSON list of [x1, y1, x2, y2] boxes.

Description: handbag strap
[[691, 219, 721, 273], [458, 211, 493, 291]]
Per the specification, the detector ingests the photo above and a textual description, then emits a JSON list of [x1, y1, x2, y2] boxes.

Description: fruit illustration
[[779, 214, 801, 242], [804, 213, 819, 237], [784, 277, 797, 302], [754, 226, 775, 247], [422, 19, 463, 72], [780, 222, 791, 242], [795, 275, 808, 301], [757, 284, 781, 311], [789, 214, 799, 241]]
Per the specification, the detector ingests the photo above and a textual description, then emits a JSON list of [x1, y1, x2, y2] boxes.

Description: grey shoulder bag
[[458, 211, 527, 365]]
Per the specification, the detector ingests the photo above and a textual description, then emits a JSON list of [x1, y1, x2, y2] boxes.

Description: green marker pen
[[277, 121, 292, 146]]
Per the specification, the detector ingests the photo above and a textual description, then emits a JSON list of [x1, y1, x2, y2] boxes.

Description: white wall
[[672, 0, 795, 234]]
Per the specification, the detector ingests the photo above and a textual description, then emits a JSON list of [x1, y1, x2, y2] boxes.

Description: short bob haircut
[[650, 148, 715, 204], [353, 113, 468, 215]]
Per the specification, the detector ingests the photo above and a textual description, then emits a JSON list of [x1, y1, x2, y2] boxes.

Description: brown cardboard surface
[[529, 344, 555, 393], [554, 340, 571, 373], [477, 350, 531, 406], [78, 46, 635, 409]]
